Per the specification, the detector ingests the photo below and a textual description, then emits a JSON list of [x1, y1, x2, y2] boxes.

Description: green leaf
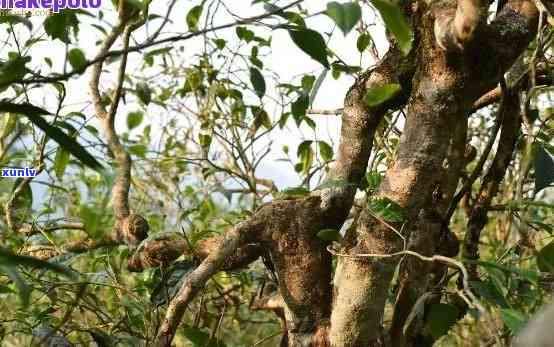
[[470, 279, 509, 308], [236, 26, 254, 42], [0, 102, 102, 170], [128, 144, 147, 158], [0, 248, 75, 278], [43, 11, 79, 43], [0, 55, 30, 88], [297, 140, 313, 157], [124, 0, 146, 12], [369, 0, 413, 55], [67, 48, 86, 71], [0, 247, 76, 307], [127, 111, 144, 130], [0, 14, 32, 31], [186, 5, 203, 31], [473, 260, 538, 283], [182, 325, 227, 347], [251, 106, 271, 132], [0, 264, 30, 306], [309, 69, 327, 106], [318, 141, 333, 161], [11, 178, 32, 226], [500, 308, 526, 333], [300, 147, 313, 173], [292, 93, 309, 120], [357, 33, 372, 52], [366, 171, 383, 192], [199, 133, 212, 154], [326, 1, 362, 35], [534, 144, 554, 193], [249, 67, 266, 99], [369, 197, 405, 222], [317, 228, 342, 242], [364, 83, 401, 107], [425, 303, 459, 339], [288, 28, 329, 68], [151, 260, 195, 306], [1, 114, 18, 140], [213, 38, 226, 50], [54, 147, 70, 180], [537, 241, 554, 273], [80, 204, 101, 238], [136, 82, 152, 105]]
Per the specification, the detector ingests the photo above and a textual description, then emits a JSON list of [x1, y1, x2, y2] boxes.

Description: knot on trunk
[[117, 213, 149, 246]]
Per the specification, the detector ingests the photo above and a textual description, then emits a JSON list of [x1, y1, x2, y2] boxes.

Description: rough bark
[[389, 116, 467, 347]]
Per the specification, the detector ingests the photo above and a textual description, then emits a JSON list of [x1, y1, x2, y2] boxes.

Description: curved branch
[[89, 18, 149, 247], [156, 219, 263, 346], [463, 89, 522, 278]]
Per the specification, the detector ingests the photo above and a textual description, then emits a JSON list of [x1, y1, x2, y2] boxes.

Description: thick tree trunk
[[328, 0, 538, 346], [154, 1, 540, 346]]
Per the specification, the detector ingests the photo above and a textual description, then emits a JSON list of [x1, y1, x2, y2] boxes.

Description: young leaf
[[0, 102, 102, 170], [534, 144, 554, 193], [288, 28, 329, 68], [68, 48, 86, 70], [186, 5, 203, 31], [326, 2, 362, 36], [364, 83, 401, 107], [54, 147, 70, 180], [249, 67, 266, 99], [370, 0, 413, 55]]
